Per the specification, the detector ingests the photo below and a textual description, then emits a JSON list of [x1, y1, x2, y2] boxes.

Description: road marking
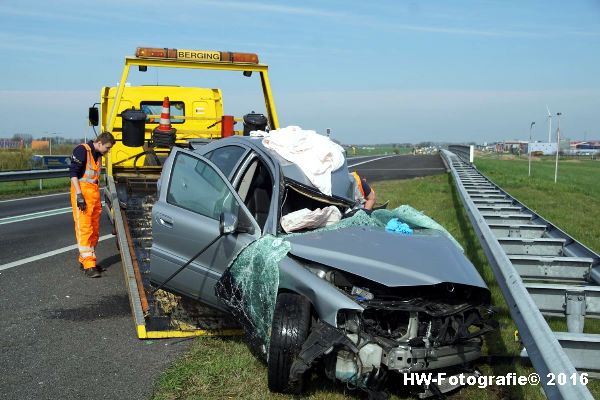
[[347, 155, 397, 168], [0, 201, 106, 225], [354, 168, 446, 171], [0, 192, 69, 203], [0, 207, 73, 225], [0, 234, 113, 271]]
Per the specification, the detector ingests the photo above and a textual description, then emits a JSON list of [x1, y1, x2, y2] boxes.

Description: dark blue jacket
[[69, 141, 101, 179]]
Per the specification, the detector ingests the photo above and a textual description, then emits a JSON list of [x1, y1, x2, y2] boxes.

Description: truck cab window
[[141, 101, 185, 124]]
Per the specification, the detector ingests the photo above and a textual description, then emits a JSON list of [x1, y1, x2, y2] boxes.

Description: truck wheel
[[268, 292, 311, 394]]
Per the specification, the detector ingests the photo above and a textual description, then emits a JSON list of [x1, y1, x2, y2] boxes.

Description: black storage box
[[243, 112, 268, 136], [121, 108, 147, 147]]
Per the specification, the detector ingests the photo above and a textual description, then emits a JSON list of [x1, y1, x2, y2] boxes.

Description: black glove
[[76, 193, 87, 211]]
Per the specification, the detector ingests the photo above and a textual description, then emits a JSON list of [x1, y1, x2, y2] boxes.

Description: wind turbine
[[546, 105, 553, 142]]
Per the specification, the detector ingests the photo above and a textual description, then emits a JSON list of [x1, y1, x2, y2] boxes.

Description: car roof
[[193, 135, 355, 201]]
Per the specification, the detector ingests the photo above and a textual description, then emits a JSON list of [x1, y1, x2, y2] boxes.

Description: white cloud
[[193, 0, 349, 18]]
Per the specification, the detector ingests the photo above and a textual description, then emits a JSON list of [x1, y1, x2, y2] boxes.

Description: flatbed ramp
[[107, 174, 241, 339]]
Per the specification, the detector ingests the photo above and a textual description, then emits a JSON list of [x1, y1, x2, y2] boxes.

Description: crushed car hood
[[286, 225, 488, 289]]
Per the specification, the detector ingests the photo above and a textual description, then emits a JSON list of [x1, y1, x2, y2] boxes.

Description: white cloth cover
[[281, 206, 342, 233], [260, 126, 345, 196], [249, 130, 269, 137]]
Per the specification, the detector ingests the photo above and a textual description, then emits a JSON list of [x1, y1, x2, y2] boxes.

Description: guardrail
[[448, 144, 474, 163], [0, 168, 70, 182], [441, 149, 597, 399]]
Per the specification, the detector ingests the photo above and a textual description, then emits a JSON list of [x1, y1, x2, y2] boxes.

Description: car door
[[151, 147, 261, 310]]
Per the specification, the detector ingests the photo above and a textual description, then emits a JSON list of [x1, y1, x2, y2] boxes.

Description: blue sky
[[1, 0, 599, 144]]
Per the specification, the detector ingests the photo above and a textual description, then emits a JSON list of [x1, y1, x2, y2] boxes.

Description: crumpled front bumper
[[289, 320, 483, 390]]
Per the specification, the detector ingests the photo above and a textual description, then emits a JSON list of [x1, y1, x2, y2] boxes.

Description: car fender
[[278, 256, 363, 326]]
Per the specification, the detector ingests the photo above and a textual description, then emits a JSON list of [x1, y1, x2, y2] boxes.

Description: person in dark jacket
[[69, 132, 115, 278]]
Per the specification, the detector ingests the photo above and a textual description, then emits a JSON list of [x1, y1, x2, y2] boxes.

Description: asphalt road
[[0, 192, 71, 219], [0, 154, 445, 399], [0, 195, 191, 399], [0, 192, 113, 266], [348, 154, 447, 182]]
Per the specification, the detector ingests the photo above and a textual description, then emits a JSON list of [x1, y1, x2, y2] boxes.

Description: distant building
[[570, 140, 600, 150], [497, 140, 527, 154], [0, 139, 24, 150], [529, 142, 558, 155], [31, 140, 49, 150]]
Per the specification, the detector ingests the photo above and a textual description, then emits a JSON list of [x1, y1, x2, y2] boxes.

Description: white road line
[[0, 207, 73, 225], [0, 234, 113, 272], [0, 201, 106, 225], [355, 168, 446, 171], [0, 192, 69, 203], [347, 155, 397, 168]]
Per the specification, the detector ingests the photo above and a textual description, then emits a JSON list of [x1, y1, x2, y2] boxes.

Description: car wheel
[[268, 292, 311, 394]]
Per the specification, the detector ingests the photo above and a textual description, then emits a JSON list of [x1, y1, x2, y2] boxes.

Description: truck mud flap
[[108, 175, 241, 339]]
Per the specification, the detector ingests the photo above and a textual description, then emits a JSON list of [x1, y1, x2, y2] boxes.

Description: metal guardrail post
[[441, 149, 594, 400]]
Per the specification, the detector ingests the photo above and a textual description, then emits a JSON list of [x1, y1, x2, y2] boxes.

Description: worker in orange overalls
[[69, 132, 115, 278], [351, 171, 376, 210]]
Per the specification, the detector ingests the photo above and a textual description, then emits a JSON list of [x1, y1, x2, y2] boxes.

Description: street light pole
[[554, 113, 562, 183], [529, 121, 535, 177], [49, 132, 59, 155]]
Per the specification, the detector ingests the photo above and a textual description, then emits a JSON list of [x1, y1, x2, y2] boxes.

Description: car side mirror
[[88, 107, 99, 127], [219, 211, 238, 235], [237, 211, 255, 235], [219, 209, 255, 235]]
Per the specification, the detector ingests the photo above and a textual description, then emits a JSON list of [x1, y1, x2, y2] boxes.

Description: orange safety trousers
[[71, 147, 102, 269], [71, 182, 101, 269]]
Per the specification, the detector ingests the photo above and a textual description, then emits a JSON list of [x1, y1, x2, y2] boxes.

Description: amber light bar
[[135, 47, 259, 64]]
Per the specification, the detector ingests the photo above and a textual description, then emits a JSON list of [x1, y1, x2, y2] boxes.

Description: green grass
[[347, 145, 412, 157], [0, 145, 75, 170], [152, 173, 599, 400], [0, 149, 34, 170], [0, 177, 71, 199], [0, 147, 76, 199]]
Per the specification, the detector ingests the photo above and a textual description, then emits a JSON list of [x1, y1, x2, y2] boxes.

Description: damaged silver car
[[150, 136, 496, 398]]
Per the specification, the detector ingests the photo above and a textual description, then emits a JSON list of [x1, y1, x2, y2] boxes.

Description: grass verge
[[0, 178, 71, 200], [152, 173, 599, 399]]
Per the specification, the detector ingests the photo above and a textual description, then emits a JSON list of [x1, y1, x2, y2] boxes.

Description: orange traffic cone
[[153, 96, 177, 147], [157, 97, 173, 132]]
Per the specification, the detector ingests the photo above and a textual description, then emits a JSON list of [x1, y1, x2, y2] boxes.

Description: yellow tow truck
[[89, 47, 279, 338]]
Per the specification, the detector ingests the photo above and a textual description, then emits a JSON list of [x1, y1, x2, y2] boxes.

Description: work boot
[[84, 267, 101, 278], [80, 263, 105, 272]]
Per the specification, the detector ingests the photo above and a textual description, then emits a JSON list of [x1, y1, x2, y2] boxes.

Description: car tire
[[268, 292, 311, 394]]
